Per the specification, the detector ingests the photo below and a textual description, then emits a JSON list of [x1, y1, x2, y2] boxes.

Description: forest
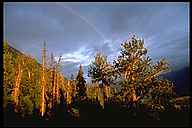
[[3, 35, 190, 127]]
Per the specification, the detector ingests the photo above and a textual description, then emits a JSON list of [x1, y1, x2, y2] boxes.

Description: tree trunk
[[13, 62, 23, 112], [40, 42, 46, 117]]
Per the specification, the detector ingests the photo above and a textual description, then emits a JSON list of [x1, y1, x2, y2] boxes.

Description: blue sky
[[4, 2, 189, 79]]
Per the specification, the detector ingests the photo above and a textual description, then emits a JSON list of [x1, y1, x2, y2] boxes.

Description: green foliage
[[76, 64, 87, 99], [88, 35, 175, 113], [113, 35, 174, 112], [88, 53, 114, 84], [3, 41, 15, 107], [3, 34, 189, 121], [20, 96, 34, 117], [3, 42, 42, 115]]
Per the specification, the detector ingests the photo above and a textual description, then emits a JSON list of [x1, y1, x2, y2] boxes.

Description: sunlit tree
[[40, 42, 47, 117], [3, 41, 41, 116], [18, 55, 40, 116], [88, 53, 114, 102], [113, 35, 175, 112], [12, 54, 25, 112], [3, 41, 15, 110]]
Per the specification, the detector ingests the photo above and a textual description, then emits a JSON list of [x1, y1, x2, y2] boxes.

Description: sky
[[4, 2, 189, 80]]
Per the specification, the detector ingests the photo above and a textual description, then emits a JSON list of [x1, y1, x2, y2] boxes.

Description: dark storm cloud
[[4, 2, 189, 78]]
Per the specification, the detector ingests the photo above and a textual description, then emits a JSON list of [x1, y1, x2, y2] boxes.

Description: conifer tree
[[113, 35, 174, 112], [12, 54, 24, 112], [19, 55, 39, 116], [76, 64, 86, 101], [88, 53, 114, 101], [3, 41, 15, 110]]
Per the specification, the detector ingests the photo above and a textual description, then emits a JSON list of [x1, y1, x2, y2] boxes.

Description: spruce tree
[[76, 64, 86, 101]]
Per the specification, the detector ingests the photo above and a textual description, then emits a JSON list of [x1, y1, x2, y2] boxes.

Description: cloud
[[4, 2, 189, 78], [56, 39, 121, 78], [59, 46, 94, 67], [54, 46, 94, 78]]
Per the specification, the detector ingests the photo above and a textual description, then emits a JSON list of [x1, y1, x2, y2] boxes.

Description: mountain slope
[[163, 67, 190, 96]]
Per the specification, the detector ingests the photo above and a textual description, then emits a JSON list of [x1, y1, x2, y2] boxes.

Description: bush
[[20, 96, 34, 117]]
